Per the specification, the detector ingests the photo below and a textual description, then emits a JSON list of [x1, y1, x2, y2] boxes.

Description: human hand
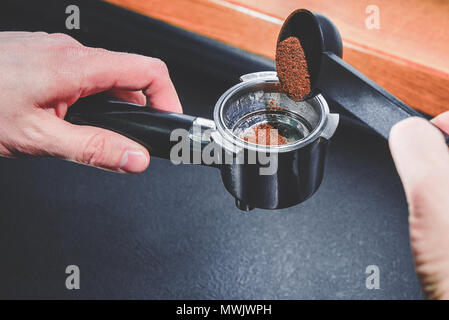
[[0, 32, 182, 173], [389, 111, 449, 299]]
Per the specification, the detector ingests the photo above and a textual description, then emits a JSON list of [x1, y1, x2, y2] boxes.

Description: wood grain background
[[105, 0, 449, 116]]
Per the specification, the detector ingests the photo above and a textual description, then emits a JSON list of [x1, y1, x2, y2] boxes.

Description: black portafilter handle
[[65, 95, 202, 160], [278, 9, 449, 145]]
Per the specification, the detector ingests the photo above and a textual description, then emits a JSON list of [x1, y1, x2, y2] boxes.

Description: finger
[[389, 117, 449, 299], [36, 111, 149, 173], [45, 33, 82, 45], [389, 117, 449, 216], [0, 31, 40, 38], [105, 88, 147, 105], [72, 48, 182, 113], [432, 111, 449, 135]]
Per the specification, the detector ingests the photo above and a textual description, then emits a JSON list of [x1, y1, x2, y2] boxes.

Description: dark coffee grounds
[[267, 98, 281, 111], [276, 36, 311, 101], [243, 123, 288, 146]]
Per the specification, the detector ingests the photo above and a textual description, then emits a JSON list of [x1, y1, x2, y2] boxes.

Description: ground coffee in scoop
[[276, 36, 311, 101]]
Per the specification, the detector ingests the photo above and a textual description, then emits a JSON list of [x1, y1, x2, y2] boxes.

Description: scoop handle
[[65, 95, 213, 160], [319, 52, 449, 144]]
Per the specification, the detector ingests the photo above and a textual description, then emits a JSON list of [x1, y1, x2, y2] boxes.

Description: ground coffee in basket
[[276, 36, 311, 101], [243, 123, 288, 146]]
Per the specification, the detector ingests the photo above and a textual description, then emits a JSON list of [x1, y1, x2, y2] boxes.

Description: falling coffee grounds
[[276, 36, 311, 101]]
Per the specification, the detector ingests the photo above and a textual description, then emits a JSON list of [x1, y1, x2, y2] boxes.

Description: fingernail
[[119, 150, 148, 173]]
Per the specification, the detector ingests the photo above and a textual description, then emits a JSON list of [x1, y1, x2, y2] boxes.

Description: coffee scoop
[[278, 9, 449, 142]]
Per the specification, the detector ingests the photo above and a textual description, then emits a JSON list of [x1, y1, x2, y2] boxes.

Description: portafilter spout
[[278, 9, 449, 143]]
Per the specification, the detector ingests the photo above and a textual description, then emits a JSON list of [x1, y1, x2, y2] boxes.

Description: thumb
[[432, 110, 449, 134], [43, 115, 149, 173], [389, 117, 449, 299]]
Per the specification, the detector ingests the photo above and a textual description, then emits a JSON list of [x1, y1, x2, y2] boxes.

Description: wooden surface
[[105, 0, 449, 116]]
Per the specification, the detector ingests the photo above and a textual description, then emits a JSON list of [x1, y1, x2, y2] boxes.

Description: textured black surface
[[0, 124, 422, 299], [0, 0, 422, 299], [0, 65, 422, 299]]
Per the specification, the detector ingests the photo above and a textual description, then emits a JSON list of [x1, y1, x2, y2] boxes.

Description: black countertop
[[0, 0, 422, 299]]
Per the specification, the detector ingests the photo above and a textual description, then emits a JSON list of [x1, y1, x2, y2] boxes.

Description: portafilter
[[66, 71, 339, 211]]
